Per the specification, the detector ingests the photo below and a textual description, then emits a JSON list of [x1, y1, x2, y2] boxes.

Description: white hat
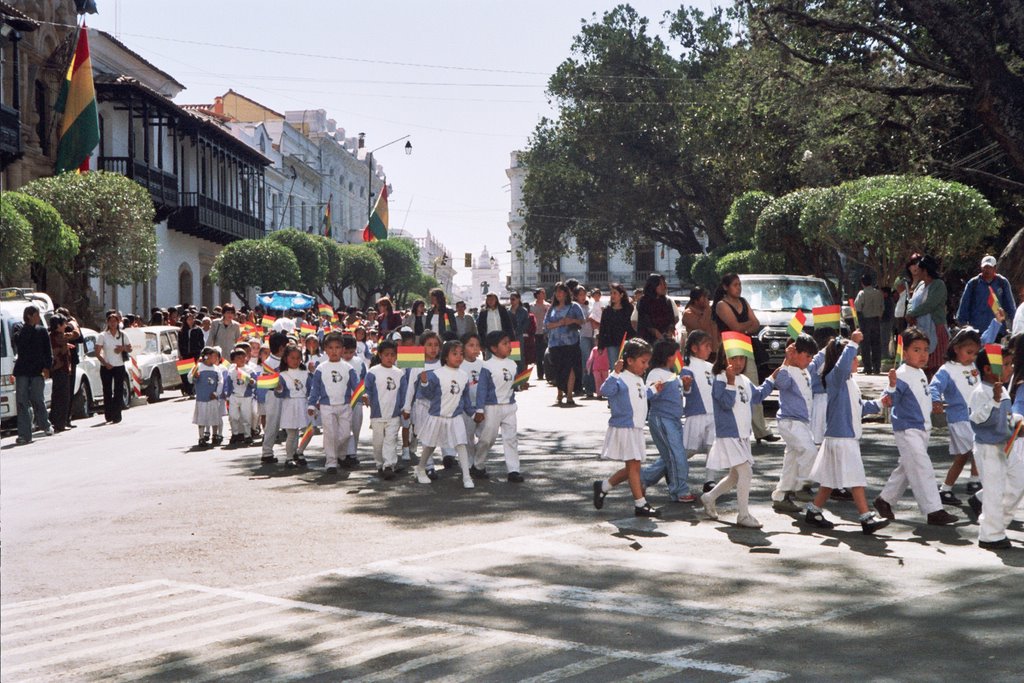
[[981, 255, 997, 268]]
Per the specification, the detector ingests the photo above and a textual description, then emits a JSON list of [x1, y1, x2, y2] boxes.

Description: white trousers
[[261, 393, 281, 456], [344, 405, 364, 456], [462, 414, 481, 456], [974, 442, 1024, 542], [881, 429, 942, 515], [371, 416, 402, 468], [774, 418, 816, 501], [228, 396, 253, 438], [474, 403, 519, 472], [321, 404, 353, 469]]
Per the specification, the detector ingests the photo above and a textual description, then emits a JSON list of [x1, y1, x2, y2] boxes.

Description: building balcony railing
[[0, 103, 23, 166], [97, 156, 179, 217], [168, 192, 264, 245]]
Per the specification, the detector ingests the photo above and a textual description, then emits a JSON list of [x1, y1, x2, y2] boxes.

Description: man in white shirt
[[589, 289, 604, 340]]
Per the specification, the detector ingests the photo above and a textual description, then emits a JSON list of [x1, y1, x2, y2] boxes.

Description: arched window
[[178, 264, 193, 305], [34, 80, 49, 156]]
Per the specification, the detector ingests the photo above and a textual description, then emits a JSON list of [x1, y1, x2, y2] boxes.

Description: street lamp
[[366, 135, 412, 217]]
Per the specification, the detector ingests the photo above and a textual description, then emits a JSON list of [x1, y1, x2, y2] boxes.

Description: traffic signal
[[464, 253, 472, 268]]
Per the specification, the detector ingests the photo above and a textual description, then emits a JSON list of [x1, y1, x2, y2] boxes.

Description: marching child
[[226, 348, 255, 445], [339, 335, 366, 468], [276, 344, 311, 468], [929, 327, 982, 505], [679, 331, 718, 492], [307, 332, 360, 474], [969, 341, 1021, 550], [192, 346, 226, 448], [303, 334, 324, 372], [474, 330, 525, 482], [700, 335, 779, 528], [260, 332, 290, 464], [640, 339, 694, 502], [771, 334, 819, 513], [402, 331, 442, 476], [875, 328, 958, 525], [802, 331, 891, 534], [365, 340, 408, 479], [591, 338, 664, 518], [414, 339, 476, 489], [461, 332, 484, 458]]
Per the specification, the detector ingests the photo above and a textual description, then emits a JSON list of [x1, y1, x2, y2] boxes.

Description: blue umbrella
[[257, 290, 316, 311]]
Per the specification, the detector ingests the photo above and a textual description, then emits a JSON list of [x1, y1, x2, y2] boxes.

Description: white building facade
[[507, 150, 684, 295], [469, 246, 505, 309]]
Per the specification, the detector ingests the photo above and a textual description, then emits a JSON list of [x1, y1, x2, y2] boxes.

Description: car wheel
[[72, 379, 93, 419], [122, 378, 133, 410], [147, 371, 162, 403]]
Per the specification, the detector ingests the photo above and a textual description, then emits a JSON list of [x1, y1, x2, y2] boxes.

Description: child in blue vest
[[306, 332, 360, 474], [226, 347, 255, 445], [700, 335, 779, 528], [365, 340, 409, 479], [930, 327, 982, 505], [771, 334, 819, 513], [192, 346, 225, 448], [474, 331, 525, 482], [679, 331, 717, 491], [802, 331, 890, 534], [414, 339, 476, 489], [640, 339, 695, 502], [592, 338, 664, 517], [276, 345, 311, 468]]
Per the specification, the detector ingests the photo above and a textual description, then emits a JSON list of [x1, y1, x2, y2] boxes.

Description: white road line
[[2, 604, 288, 676], [0, 580, 167, 615], [427, 644, 578, 683], [618, 664, 686, 682], [517, 655, 620, 683], [349, 637, 515, 683], [0, 585, 193, 632], [270, 633, 444, 683]]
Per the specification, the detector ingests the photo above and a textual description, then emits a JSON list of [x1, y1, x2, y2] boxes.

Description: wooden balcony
[[168, 192, 264, 245], [0, 103, 22, 168], [97, 156, 179, 219]]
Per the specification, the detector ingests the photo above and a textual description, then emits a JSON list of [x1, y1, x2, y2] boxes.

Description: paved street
[[2, 380, 1023, 682]]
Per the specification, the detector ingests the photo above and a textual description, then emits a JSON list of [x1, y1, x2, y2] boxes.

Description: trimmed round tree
[[268, 228, 328, 294], [211, 239, 302, 307], [3, 192, 79, 279], [0, 200, 33, 284], [723, 190, 773, 246]]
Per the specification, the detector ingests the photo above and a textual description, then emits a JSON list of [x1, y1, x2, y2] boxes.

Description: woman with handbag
[[178, 312, 204, 397], [96, 310, 133, 424]]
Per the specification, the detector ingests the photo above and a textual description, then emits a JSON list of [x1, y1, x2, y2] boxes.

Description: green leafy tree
[[0, 200, 33, 284], [368, 238, 421, 305], [328, 243, 384, 308], [268, 228, 328, 294], [2, 192, 79, 286], [211, 239, 302, 306], [22, 171, 156, 319], [724, 191, 773, 245]]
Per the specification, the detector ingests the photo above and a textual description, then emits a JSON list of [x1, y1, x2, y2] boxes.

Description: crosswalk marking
[[348, 638, 515, 683], [0, 585, 192, 633], [0, 580, 166, 616], [517, 655, 621, 683]]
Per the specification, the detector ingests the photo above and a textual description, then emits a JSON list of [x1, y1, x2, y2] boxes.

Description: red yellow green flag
[[986, 343, 1003, 375], [176, 358, 196, 376], [298, 424, 315, 452], [256, 372, 280, 390], [895, 334, 904, 364], [812, 305, 842, 329], [509, 342, 521, 361], [261, 314, 277, 329], [349, 379, 366, 408], [673, 351, 684, 374], [617, 332, 628, 359], [512, 366, 533, 387], [362, 185, 389, 242], [787, 310, 807, 340], [322, 194, 332, 239], [721, 331, 754, 360], [317, 303, 334, 319], [1007, 421, 1023, 455], [397, 346, 425, 369], [848, 298, 859, 329], [54, 24, 100, 175], [299, 322, 317, 337], [988, 287, 1002, 317]]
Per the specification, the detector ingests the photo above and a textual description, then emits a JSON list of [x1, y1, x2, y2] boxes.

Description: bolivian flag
[[299, 322, 317, 337], [988, 286, 1002, 317], [362, 185, 389, 242], [509, 342, 521, 361], [176, 358, 196, 376], [986, 344, 1004, 376], [721, 331, 754, 360], [256, 372, 280, 390], [298, 424, 315, 452], [349, 379, 367, 408], [397, 346, 425, 369], [512, 366, 532, 388], [673, 351, 684, 374], [318, 303, 334, 319], [261, 314, 277, 330], [787, 310, 807, 340], [895, 334, 903, 364], [812, 305, 841, 329], [54, 24, 100, 175], [848, 298, 859, 329]]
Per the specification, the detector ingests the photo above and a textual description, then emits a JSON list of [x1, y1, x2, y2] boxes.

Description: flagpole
[[365, 134, 411, 218]]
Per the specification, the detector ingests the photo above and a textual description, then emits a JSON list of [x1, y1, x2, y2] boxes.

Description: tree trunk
[[999, 227, 1024, 288]]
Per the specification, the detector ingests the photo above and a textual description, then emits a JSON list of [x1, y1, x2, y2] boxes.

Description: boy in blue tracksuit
[[365, 340, 409, 478], [772, 334, 819, 512], [640, 340, 694, 502], [306, 332, 360, 474]]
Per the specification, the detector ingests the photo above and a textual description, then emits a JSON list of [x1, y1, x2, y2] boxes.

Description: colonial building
[[469, 246, 505, 309], [506, 150, 684, 294]]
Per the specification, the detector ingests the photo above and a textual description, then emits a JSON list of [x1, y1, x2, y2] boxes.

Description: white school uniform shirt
[[227, 365, 253, 398], [461, 357, 483, 407], [477, 356, 519, 411], [312, 359, 358, 405], [604, 370, 649, 429], [844, 377, 866, 440], [684, 357, 715, 416], [887, 365, 932, 432], [424, 366, 472, 418], [776, 365, 813, 423], [367, 364, 406, 419], [278, 368, 310, 399]]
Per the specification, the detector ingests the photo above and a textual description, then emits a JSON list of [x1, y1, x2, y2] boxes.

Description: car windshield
[[742, 279, 832, 312], [0, 319, 10, 358]]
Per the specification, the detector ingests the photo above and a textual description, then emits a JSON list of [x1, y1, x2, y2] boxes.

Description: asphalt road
[[2, 377, 1022, 682]]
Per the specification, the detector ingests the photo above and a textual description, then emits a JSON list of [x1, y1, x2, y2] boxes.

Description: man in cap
[[955, 255, 1016, 335]]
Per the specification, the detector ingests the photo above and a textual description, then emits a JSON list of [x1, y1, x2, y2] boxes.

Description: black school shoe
[[966, 481, 983, 494], [979, 538, 1012, 550], [968, 494, 982, 516], [442, 455, 457, 470], [592, 481, 607, 510], [803, 509, 835, 529], [861, 514, 890, 535], [286, 456, 308, 469], [939, 488, 961, 506], [634, 503, 662, 518], [507, 471, 524, 483], [382, 466, 395, 480], [703, 481, 717, 493], [469, 466, 489, 479], [341, 455, 359, 469], [260, 455, 278, 464], [830, 488, 853, 501], [212, 434, 223, 446]]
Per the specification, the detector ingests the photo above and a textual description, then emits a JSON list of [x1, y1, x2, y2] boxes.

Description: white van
[[1, 288, 54, 425]]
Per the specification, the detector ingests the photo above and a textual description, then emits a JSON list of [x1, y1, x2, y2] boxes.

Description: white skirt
[[706, 437, 753, 470], [947, 420, 975, 455], [601, 427, 646, 461], [418, 414, 468, 449], [683, 413, 715, 453], [192, 399, 223, 427], [411, 398, 430, 432], [810, 393, 827, 444], [279, 396, 309, 430], [810, 437, 866, 488]]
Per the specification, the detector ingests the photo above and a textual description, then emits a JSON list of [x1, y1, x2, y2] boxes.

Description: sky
[[87, 0, 719, 285]]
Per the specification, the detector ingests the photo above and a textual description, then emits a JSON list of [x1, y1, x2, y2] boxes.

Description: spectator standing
[[425, 288, 458, 337], [544, 282, 586, 406], [476, 292, 514, 341], [905, 253, 949, 377], [597, 283, 636, 367], [530, 289, 551, 381], [179, 312, 205, 397], [636, 273, 676, 343], [96, 310, 132, 425], [208, 303, 241, 354], [880, 287, 895, 359], [58, 307, 82, 426], [12, 305, 53, 444], [508, 292, 530, 368], [893, 276, 910, 337], [453, 300, 478, 338], [375, 297, 403, 336], [402, 300, 427, 339], [575, 286, 594, 398], [854, 274, 885, 374], [681, 287, 718, 351], [955, 255, 1017, 335], [48, 315, 73, 432]]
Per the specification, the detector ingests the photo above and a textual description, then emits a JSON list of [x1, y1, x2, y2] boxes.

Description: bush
[[724, 191, 773, 244], [690, 254, 719, 290], [268, 228, 328, 293], [2, 192, 79, 272], [0, 201, 33, 283], [715, 249, 756, 278], [211, 239, 302, 305]]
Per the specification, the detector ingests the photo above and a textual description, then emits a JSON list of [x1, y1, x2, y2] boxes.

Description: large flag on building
[[362, 185, 389, 242], [54, 24, 100, 175], [322, 194, 332, 239]]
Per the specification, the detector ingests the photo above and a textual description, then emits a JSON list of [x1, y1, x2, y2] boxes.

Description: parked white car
[[71, 327, 108, 418], [122, 326, 182, 403], [1, 288, 54, 426]]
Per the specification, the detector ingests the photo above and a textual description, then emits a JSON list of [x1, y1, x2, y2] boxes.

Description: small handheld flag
[[261, 362, 276, 374], [299, 322, 317, 337], [618, 332, 628, 358], [673, 351, 684, 374], [1006, 421, 1023, 455], [895, 334, 904, 364], [509, 342, 521, 361], [985, 344, 1003, 375], [812, 305, 841, 329], [787, 310, 807, 340], [848, 298, 859, 329], [349, 379, 366, 408], [318, 303, 334, 319], [397, 346, 426, 369], [176, 358, 196, 376], [988, 286, 1002, 318], [298, 424, 315, 452], [261, 314, 277, 330], [721, 331, 755, 360], [512, 366, 533, 388], [256, 372, 280, 390]]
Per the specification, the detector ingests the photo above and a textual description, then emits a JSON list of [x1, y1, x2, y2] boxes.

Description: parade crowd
[[10, 253, 1024, 551]]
